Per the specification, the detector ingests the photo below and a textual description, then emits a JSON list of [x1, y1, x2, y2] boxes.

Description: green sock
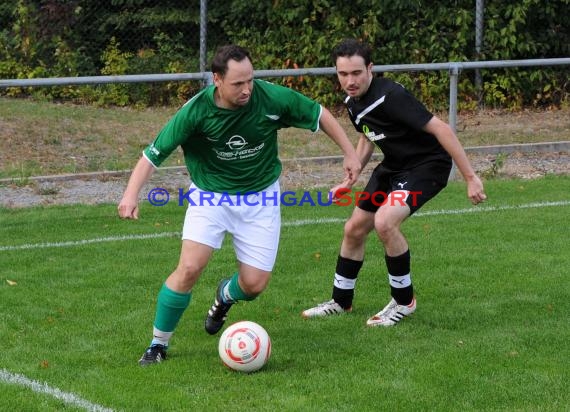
[[227, 272, 256, 302], [153, 283, 192, 332]]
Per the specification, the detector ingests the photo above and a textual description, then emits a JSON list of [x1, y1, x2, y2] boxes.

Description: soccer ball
[[218, 321, 271, 373]]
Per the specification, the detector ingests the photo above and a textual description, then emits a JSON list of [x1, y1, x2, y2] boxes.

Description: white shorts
[[181, 180, 281, 272]]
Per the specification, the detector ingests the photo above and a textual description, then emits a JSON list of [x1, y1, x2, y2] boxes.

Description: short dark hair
[[211, 45, 252, 76], [331, 39, 372, 66]]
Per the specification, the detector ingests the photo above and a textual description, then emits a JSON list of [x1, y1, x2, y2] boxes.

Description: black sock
[[332, 256, 362, 309], [385, 250, 413, 305]]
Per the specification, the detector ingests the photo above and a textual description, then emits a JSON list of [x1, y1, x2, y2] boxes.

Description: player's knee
[[175, 260, 204, 280], [374, 219, 399, 241], [344, 218, 367, 240]]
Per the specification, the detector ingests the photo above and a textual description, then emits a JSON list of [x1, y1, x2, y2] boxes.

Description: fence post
[[475, 0, 485, 106], [449, 63, 460, 132], [200, 0, 208, 87], [448, 63, 461, 180]]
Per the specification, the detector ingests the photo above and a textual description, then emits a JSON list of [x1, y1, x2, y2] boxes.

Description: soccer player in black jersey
[[302, 39, 487, 326]]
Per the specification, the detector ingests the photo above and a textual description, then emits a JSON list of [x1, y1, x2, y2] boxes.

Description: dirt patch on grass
[[1, 148, 569, 208], [1, 98, 569, 179], [1, 101, 569, 207], [455, 108, 570, 146]]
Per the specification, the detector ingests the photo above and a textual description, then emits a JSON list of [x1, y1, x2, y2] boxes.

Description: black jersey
[[345, 77, 451, 170]]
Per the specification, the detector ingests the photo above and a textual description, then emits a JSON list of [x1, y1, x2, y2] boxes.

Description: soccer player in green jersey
[[118, 44, 361, 366]]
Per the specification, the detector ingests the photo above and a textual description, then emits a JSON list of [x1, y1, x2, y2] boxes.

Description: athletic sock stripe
[[334, 273, 357, 289], [389, 273, 411, 288]]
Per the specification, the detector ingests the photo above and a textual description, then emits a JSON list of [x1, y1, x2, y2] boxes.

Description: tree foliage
[[0, 0, 568, 109]]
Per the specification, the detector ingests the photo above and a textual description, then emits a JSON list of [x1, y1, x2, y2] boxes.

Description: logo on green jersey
[[214, 135, 265, 161], [149, 143, 160, 156], [226, 135, 247, 150]]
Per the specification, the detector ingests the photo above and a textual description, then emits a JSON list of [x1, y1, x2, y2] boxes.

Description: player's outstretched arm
[[330, 135, 374, 198], [318, 107, 362, 185], [423, 116, 487, 205], [355, 134, 375, 172], [118, 157, 156, 219]]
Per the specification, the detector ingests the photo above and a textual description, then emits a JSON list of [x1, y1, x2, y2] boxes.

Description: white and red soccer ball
[[218, 321, 271, 373]]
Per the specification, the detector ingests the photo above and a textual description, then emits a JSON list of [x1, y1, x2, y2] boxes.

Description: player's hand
[[118, 196, 139, 219], [343, 154, 362, 186], [467, 175, 487, 205], [330, 180, 353, 204]]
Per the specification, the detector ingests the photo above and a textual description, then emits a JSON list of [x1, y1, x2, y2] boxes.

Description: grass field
[[1, 175, 569, 411]]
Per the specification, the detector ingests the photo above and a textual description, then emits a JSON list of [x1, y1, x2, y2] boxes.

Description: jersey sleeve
[[383, 84, 433, 131], [264, 81, 321, 132], [143, 102, 196, 167], [346, 105, 362, 133]]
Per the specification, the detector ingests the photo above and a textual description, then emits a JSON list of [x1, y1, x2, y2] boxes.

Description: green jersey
[[143, 79, 321, 194]]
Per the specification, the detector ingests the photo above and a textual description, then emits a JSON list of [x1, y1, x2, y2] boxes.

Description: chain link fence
[[0, 0, 210, 104], [1, 0, 568, 109]]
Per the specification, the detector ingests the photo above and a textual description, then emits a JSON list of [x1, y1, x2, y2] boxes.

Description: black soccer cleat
[[205, 278, 235, 335], [138, 344, 167, 366]]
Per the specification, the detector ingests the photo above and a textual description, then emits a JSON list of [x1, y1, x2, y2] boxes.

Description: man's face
[[213, 58, 254, 110], [335, 55, 373, 98]]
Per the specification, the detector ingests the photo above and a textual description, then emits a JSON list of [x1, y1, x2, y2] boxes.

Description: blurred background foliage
[[0, 0, 568, 110]]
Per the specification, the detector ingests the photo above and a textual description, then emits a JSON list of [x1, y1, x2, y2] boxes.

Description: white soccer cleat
[[301, 299, 352, 318], [366, 297, 416, 327]]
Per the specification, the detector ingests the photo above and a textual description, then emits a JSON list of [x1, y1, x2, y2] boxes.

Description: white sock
[[151, 327, 173, 347], [222, 281, 234, 303]]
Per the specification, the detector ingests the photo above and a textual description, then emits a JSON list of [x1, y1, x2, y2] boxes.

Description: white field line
[[0, 369, 114, 412], [0, 232, 179, 251], [1, 200, 568, 252]]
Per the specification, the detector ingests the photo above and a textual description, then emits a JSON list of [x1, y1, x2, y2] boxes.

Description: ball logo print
[[218, 321, 271, 373]]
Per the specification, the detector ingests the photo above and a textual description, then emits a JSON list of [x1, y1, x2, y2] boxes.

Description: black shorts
[[357, 160, 452, 215]]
